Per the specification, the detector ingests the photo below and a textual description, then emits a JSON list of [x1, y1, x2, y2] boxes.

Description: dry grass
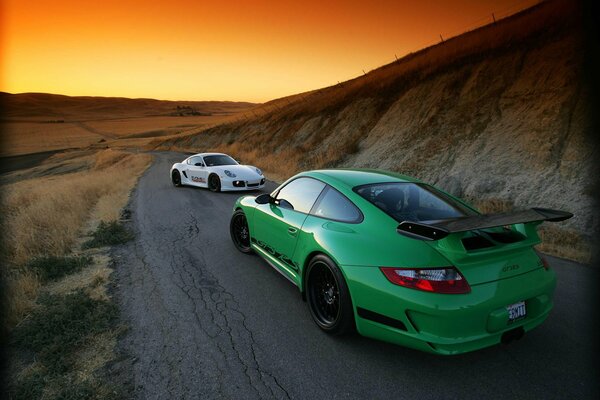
[[537, 225, 592, 265], [45, 253, 112, 301], [85, 115, 238, 138], [1, 92, 256, 121], [0, 93, 255, 157], [73, 330, 119, 382], [473, 197, 592, 264], [211, 142, 303, 182], [1, 149, 151, 328], [471, 198, 514, 213], [6, 246, 123, 398], [0, 117, 230, 158], [4, 149, 150, 399], [0, 121, 101, 157], [3, 270, 41, 330], [2, 149, 150, 264]]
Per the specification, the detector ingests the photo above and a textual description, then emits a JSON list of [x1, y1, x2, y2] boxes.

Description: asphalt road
[[113, 152, 598, 399]]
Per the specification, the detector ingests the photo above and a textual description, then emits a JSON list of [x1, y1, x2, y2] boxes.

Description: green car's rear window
[[354, 182, 477, 223], [311, 186, 363, 223]]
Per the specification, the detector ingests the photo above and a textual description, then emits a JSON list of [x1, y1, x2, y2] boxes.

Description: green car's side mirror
[[255, 193, 272, 204]]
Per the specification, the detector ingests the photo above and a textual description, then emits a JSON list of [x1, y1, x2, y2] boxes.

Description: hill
[[0, 92, 256, 120], [158, 0, 595, 260], [0, 93, 257, 157]]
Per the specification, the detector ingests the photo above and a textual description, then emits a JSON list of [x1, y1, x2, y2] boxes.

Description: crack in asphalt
[[114, 154, 290, 400]]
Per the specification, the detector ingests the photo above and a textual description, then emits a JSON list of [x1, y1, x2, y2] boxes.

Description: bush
[[54, 380, 96, 400], [10, 373, 106, 400], [10, 370, 45, 400], [83, 221, 134, 248], [28, 256, 92, 282], [11, 290, 118, 373]]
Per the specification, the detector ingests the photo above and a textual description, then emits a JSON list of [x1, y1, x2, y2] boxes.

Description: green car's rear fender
[[293, 213, 451, 292]]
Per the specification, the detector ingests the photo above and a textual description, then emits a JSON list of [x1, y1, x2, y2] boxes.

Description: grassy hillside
[[158, 0, 594, 261], [0, 93, 258, 157]]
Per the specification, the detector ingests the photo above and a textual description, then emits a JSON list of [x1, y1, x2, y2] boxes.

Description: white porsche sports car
[[170, 152, 265, 192]]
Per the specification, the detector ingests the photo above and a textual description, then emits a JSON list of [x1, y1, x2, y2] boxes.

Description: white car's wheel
[[172, 170, 182, 187], [208, 174, 221, 192]]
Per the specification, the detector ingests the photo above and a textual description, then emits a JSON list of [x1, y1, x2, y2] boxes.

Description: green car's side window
[[275, 177, 326, 214], [311, 186, 363, 223]]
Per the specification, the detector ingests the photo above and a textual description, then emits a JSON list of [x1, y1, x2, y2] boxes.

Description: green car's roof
[[301, 169, 422, 190]]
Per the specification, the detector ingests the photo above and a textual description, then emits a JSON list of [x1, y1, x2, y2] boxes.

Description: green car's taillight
[[535, 249, 551, 270], [380, 267, 471, 294]]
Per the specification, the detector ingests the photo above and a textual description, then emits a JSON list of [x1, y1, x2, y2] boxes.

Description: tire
[[306, 254, 355, 335], [230, 210, 252, 254], [172, 170, 182, 187], [208, 174, 221, 192]]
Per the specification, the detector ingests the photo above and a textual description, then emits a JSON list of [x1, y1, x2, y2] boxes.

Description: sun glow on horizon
[[1, 0, 539, 102]]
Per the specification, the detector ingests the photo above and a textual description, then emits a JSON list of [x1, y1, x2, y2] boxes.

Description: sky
[[1, 0, 539, 102]]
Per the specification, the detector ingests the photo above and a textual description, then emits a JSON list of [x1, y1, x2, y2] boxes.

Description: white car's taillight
[[380, 267, 471, 294]]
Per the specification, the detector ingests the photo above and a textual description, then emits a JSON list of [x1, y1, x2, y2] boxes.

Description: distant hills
[[0, 92, 257, 120]]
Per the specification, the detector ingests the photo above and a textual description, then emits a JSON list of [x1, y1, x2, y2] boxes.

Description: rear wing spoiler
[[397, 208, 573, 241]]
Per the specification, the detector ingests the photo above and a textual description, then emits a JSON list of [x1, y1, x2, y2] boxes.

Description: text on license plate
[[506, 301, 527, 323]]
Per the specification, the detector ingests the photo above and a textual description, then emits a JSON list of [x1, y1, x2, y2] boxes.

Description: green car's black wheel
[[208, 174, 221, 192], [230, 210, 252, 253], [306, 254, 355, 335], [172, 170, 182, 187]]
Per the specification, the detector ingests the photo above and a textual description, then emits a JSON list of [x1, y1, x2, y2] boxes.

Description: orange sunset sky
[[1, 0, 539, 102]]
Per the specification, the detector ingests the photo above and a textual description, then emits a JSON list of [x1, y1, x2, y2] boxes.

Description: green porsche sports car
[[229, 169, 572, 355]]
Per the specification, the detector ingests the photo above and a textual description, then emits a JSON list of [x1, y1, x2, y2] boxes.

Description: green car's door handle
[[287, 227, 298, 236]]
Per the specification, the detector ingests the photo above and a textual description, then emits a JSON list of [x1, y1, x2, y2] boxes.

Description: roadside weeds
[[2, 149, 151, 400]]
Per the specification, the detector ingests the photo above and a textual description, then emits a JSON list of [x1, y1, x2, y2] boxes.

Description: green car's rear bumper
[[343, 265, 556, 355]]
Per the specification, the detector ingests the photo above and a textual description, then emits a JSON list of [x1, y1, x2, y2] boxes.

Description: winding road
[[113, 152, 597, 399]]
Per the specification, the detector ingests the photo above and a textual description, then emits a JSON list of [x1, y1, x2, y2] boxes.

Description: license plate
[[506, 301, 527, 323]]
